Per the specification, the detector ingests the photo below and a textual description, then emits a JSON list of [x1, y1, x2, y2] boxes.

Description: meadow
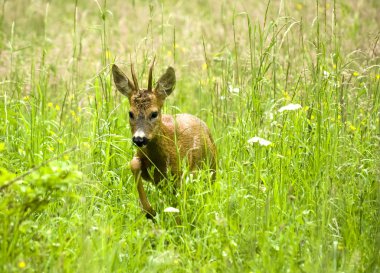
[[0, 0, 379, 272]]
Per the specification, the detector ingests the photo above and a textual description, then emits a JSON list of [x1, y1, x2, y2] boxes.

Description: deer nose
[[132, 136, 148, 147]]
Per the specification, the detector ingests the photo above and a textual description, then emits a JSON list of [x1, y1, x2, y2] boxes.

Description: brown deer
[[112, 60, 216, 219]]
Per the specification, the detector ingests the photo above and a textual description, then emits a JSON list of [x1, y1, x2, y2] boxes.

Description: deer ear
[[112, 64, 135, 97], [155, 67, 176, 99]]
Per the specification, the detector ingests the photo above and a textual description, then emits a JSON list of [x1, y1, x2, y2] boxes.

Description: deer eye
[[129, 111, 134, 119], [150, 111, 158, 120]]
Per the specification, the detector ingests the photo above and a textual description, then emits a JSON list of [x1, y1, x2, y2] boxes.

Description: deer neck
[[142, 120, 171, 160]]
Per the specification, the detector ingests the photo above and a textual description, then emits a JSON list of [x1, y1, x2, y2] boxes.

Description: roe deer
[[112, 60, 216, 219]]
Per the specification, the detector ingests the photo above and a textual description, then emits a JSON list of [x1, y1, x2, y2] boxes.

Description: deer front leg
[[130, 157, 156, 219]]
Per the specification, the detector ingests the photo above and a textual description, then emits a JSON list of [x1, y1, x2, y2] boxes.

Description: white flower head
[[278, 103, 302, 113], [164, 207, 180, 213], [228, 84, 240, 94], [248, 137, 272, 147]]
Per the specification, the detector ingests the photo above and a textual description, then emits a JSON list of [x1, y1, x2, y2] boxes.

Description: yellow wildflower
[[296, 3, 303, 10], [353, 71, 359, 77], [47, 102, 54, 108], [55, 104, 60, 111], [106, 49, 111, 60], [18, 261, 26, 268], [282, 90, 291, 101], [202, 63, 208, 71]]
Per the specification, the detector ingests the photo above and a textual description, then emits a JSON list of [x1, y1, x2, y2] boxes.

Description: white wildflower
[[228, 84, 240, 94], [248, 137, 272, 147], [164, 207, 180, 213], [323, 70, 330, 78], [278, 103, 302, 113]]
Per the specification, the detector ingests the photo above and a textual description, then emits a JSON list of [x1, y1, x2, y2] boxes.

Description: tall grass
[[0, 0, 379, 272]]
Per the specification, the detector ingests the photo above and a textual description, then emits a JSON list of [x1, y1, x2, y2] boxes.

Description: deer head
[[112, 61, 176, 147]]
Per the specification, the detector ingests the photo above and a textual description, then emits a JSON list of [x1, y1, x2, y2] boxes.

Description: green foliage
[[0, 162, 82, 272], [0, 0, 379, 272]]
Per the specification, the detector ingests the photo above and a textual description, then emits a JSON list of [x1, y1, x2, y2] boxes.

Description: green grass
[[0, 0, 379, 272]]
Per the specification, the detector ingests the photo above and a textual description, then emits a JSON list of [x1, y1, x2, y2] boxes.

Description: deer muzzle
[[132, 129, 148, 147]]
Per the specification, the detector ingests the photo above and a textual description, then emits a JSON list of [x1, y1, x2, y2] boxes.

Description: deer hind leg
[[130, 157, 156, 219]]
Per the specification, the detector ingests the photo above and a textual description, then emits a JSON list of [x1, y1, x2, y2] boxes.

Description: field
[[0, 0, 379, 272]]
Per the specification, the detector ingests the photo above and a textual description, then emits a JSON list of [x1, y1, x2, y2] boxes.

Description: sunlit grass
[[0, 0, 379, 272]]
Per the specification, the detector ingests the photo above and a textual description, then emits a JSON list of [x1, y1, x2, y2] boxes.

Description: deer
[[112, 60, 217, 219]]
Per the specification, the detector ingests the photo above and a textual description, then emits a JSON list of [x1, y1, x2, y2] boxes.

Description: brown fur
[[112, 63, 216, 218]]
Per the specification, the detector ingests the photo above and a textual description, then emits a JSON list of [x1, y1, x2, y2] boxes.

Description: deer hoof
[[145, 211, 156, 221]]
